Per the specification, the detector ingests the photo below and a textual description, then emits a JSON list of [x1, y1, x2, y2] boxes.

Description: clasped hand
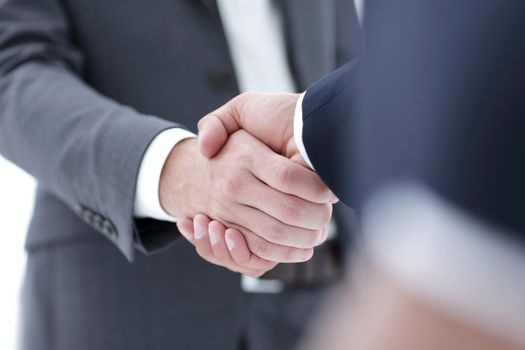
[[160, 93, 336, 277]]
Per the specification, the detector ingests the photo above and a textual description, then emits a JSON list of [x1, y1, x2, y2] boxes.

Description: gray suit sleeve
[[0, 0, 181, 260]]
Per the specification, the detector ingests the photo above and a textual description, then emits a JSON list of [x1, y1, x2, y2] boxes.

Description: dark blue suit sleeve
[[302, 1, 525, 246], [357, 0, 525, 242], [301, 61, 358, 207]]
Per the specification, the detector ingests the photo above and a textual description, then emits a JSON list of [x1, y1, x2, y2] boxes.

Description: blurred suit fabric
[[0, 0, 361, 349], [297, 0, 525, 242]]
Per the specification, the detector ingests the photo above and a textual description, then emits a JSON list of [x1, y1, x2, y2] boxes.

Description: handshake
[[159, 92, 338, 277]]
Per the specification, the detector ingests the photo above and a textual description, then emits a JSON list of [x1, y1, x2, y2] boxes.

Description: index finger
[[251, 152, 334, 204]]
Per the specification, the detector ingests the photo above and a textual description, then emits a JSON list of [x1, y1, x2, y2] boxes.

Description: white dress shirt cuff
[[134, 128, 196, 222], [293, 92, 315, 170], [362, 183, 525, 345]]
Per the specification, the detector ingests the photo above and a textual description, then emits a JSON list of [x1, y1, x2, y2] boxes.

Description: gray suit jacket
[[0, 0, 360, 349]]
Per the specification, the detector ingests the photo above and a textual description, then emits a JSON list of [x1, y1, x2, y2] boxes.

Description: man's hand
[[177, 215, 278, 277], [177, 214, 330, 277], [160, 131, 333, 265], [198, 92, 302, 162]]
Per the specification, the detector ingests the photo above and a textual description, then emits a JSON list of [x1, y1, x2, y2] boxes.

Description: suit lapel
[[196, 0, 343, 90], [277, 0, 338, 90]]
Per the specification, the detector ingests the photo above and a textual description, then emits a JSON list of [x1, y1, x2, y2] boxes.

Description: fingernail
[[225, 231, 235, 251], [195, 219, 206, 239], [209, 223, 220, 246], [330, 193, 339, 203]]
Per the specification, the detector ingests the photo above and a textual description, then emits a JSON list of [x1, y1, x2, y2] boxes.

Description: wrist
[[134, 128, 196, 221], [280, 93, 300, 155], [159, 138, 202, 218]]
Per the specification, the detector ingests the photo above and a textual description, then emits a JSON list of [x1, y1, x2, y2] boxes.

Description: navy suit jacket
[[301, 0, 525, 242]]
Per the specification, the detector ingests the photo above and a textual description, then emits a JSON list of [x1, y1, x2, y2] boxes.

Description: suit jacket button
[[83, 210, 94, 224], [75, 205, 84, 216], [103, 220, 118, 238], [209, 68, 236, 91], [93, 214, 104, 230]]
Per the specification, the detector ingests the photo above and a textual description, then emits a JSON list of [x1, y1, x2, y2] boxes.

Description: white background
[[0, 156, 35, 350]]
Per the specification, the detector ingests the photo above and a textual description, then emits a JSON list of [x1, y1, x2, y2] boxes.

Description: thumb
[[197, 114, 230, 158], [197, 98, 243, 158]]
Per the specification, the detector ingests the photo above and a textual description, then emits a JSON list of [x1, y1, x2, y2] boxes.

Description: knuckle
[[234, 92, 254, 112], [222, 175, 244, 197], [281, 201, 302, 223], [266, 221, 286, 243], [234, 148, 254, 166], [252, 240, 269, 257], [274, 165, 292, 188]]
